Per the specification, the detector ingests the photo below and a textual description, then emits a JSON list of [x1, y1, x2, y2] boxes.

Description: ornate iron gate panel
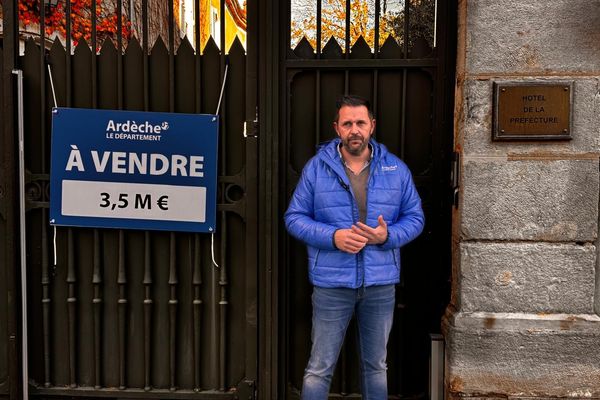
[[281, 0, 456, 398], [1, 0, 258, 398]]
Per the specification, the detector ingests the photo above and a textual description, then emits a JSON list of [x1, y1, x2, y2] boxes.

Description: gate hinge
[[243, 108, 259, 138], [243, 119, 258, 138], [235, 379, 256, 400], [450, 152, 460, 208], [0, 183, 5, 220]]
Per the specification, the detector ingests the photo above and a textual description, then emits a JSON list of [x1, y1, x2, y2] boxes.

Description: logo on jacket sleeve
[[381, 165, 398, 172]]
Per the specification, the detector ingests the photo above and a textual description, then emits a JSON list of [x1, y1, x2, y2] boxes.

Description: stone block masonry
[[447, 0, 600, 398], [461, 159, 598, 242]]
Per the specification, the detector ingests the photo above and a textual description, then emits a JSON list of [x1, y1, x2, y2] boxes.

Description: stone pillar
[[445, 0, 600, 397]]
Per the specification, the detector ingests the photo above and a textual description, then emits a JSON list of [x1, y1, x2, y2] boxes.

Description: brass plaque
[[493, 82, 572, 141]]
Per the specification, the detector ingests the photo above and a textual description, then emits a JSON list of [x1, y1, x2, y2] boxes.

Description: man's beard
[[342, 134, 368, 156]]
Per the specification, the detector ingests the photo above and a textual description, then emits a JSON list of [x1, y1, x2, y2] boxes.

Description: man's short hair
[[334, 95, 374, 122]]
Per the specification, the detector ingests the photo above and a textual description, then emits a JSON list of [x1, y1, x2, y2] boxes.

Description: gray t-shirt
[[345, 166, 369, 223], [338, 143, 373, 224]]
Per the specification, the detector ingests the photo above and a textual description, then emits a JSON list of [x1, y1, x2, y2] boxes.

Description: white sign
[[61, 180, 206, 222]]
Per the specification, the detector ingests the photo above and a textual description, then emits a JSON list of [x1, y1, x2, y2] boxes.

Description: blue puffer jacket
[[284, 138, 424, 288]]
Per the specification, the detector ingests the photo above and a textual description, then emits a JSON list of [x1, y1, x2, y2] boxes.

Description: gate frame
[[1, 0, 22, 398], [257, 0, 282, 398], [257, 0, 459, 398], [2, 0, 456, 397]]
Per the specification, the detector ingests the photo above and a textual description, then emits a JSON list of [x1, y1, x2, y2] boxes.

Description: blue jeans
[[301, 285, 395, 400]]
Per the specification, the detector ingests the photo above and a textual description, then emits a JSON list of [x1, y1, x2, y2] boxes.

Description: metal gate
[[1, 0, 258, 398], [2, 0, 455, 398], [278, 0, 456, 398]]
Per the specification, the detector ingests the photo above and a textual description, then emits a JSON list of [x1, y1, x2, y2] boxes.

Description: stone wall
[[445, 0, 600, 398]]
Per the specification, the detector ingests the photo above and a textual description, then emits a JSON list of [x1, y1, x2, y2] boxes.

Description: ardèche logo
[[105, 119, 169, 142]]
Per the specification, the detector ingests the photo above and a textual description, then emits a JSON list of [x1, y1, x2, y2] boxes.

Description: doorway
[[274, 0, 457, 397]]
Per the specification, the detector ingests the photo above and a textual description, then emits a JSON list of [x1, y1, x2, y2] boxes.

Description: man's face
[[334, 105, 375, 157]]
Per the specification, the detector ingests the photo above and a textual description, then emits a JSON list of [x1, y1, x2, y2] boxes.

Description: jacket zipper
[[360, 162, 377, 286], [338, 175, 363, 286], [337, 176, 358, 221]]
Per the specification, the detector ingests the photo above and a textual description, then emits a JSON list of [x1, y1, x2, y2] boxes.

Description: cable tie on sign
[[47, 64, 58, 109], [211, 233, 220, 268], [48, 63, 58, 269], [210, 57, 228, 267], [215, 62, 229, 116], [53, 226, 57, 266]]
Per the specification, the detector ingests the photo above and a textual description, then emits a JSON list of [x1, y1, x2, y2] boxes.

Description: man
[[284, 95, 425, 399]]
